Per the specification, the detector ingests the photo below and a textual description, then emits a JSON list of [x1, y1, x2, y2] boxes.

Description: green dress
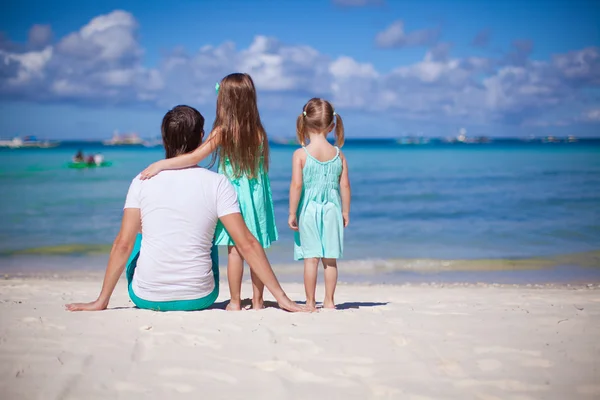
[[214, 156, 278, 248], [294, 147, 344, 260]]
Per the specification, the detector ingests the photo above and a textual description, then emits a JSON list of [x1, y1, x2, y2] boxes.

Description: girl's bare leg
[[322, 258, 338, 309], [303, 258, 319, 310], [226, 245, 244, 311], [250, 269, 265, 310]]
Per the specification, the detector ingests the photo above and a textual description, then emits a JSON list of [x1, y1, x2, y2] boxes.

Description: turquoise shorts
[[126, 234, 219, 311]]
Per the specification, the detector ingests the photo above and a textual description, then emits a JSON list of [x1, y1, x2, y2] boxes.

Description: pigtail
[[334, 113, 345, 147], [296, 112, 307, 146]]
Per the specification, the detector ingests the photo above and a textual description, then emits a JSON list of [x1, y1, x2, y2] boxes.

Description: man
[[66, 105, 304, 312]]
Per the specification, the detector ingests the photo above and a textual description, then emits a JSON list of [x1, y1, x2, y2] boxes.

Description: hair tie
[[215, 82, 220, 94], [303, 111, 307, 117]]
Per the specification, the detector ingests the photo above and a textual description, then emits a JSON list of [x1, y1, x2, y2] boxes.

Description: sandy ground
[[0, 278, 599, 400]]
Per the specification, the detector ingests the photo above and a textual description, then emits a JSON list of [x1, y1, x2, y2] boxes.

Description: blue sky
[[1, 0, 599, 139]]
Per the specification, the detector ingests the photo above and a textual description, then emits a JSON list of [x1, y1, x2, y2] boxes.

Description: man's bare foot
[[226, 300, 242, 311], [277, 296, 310, 312], [252, 299, 264, 310], [306, 300, 317, 311], [323, 300, 336, 309]]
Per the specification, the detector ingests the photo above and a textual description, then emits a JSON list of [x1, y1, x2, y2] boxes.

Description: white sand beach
[[1, 278, 599, 400]]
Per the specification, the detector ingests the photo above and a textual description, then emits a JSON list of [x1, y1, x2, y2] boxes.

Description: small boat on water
[[0, 136, 59, 148], [67, 161, 113, 169], [271, 137, 298, 146], [396, 137, 430, 145], [103, 130, 144, 146], [143, 136, 163, 147]]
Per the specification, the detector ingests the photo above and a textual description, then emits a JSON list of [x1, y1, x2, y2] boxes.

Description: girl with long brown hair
[[288, 98, 351, 310], [139, 73, 278, 311]]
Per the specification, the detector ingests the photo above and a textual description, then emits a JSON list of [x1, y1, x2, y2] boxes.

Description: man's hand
[[65, 208, 141, 313], [65, 299, 108, 312], [277, 295, 310, 312]]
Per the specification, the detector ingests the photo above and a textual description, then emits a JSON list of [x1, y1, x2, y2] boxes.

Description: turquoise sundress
[[294, 146, 344, 260], [214, 156, 278, 248]]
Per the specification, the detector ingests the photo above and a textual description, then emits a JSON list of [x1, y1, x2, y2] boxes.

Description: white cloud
[[375, 20, 439, 49], [0, 47, 53, 84], [582, 108, 600, 122], [0, 10, 599, 129], [28, 25, 53, 47], [57, 10, 141, 62]]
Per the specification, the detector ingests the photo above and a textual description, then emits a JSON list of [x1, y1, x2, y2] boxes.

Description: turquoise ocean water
[[1, 140, 599, 281]]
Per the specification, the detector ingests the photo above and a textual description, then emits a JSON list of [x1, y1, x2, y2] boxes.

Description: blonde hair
[[296, 98, 345, 147], [211, 73, 269, 178]]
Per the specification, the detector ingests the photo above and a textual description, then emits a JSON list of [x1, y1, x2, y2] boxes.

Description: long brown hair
[[212, 73, 269, 178], [296, 98, 345, 147]]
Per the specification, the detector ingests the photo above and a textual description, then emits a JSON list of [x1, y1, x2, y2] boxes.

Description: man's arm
[[219, 213, 306, 312], [65, 208, 141, 311]]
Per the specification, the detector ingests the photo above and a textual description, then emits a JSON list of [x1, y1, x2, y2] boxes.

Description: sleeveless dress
[[294, 146, 344, 260], [214, 156, 278, 248]]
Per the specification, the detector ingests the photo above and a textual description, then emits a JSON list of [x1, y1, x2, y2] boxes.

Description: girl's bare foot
[[226, 300, 242, 311], [306, 300, 317, 311], [252, 299, 264, 310], [323, 300, 336, 309]]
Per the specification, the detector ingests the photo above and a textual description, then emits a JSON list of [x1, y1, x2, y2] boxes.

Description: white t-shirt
[[124, 167, 239, 301]]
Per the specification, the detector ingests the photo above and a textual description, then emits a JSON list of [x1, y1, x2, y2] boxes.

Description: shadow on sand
[[111, 299, 389, 311]]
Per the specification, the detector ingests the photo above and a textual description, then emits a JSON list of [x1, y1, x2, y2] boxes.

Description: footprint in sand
[[159, 367, 238, 385], [454, 379, 547, 392], [477, 359, 503, 372], [474, 346, 541, 357], [287, 337, 322, 356], [393, 334, 409, 347], [472, 392, 504, 400], [255, 360, 328, 383], [340, 365, 374, 378], [151, 331, 221, 350], [161, 382, 194, 393], [21, 316, 66, 330], [520, 358, 553, 368], [437, 359, 467, 378], [114, 381, 148, 393], [577, 384, 600, 396]]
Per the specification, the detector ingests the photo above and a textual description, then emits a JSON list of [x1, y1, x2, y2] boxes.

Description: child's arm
[[140, 128, 221, 179], [288, 149, 304, 231], [339, 151, 351, 227]]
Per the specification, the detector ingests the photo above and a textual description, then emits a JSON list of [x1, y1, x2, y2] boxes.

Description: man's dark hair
[[161, 105, 205, 159]]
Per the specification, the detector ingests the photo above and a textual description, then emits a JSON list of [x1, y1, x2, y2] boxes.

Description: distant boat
[[271, 137, 298, 146], [0, 136, 59, 148], [567, 135, 578, 143], [543, 136, 560, 143], [103, 130, 144, 146], [396, 136, 430, 145], [143, 137, 163, 148]]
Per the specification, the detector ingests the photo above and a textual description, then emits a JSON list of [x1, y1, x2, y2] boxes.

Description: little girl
[[139, 73, 278, 311], [288, 98, 351, 310]]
